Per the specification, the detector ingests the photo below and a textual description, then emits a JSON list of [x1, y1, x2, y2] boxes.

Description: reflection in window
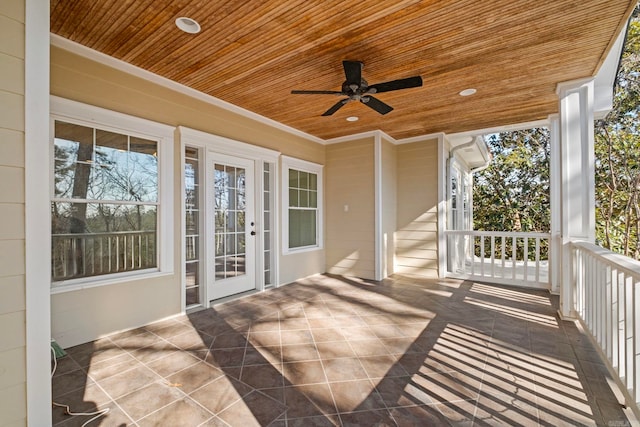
[[52, 121, 159, 281], [288, 168, 318, 248], [214, 164, 247, 280], [185, 146, 201, 306]]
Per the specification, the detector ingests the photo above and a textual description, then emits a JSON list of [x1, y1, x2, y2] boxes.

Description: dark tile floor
[[51, 274, 637, 426]]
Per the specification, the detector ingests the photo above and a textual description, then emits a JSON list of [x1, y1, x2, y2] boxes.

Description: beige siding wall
[[50, 45, 326, 348], [325, 138, 376, 279], [0, 1, 27, 424], [380, 137, 397, 277], [51, 47, 324, 163], [396, 139, 439, 277]]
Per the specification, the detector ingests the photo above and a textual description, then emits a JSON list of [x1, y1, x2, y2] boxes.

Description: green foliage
[[595, 6, 640, 259], [473, 128, 551, 233], [472, 128, 551, 260]]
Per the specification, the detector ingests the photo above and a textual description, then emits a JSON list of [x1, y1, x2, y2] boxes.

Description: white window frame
[[281, 156, 323, 254], [50, 96, 174, 293]]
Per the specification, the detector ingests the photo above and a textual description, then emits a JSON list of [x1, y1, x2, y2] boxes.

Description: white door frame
[[178, 127, 280, 308], [207, 152, 256, 300]]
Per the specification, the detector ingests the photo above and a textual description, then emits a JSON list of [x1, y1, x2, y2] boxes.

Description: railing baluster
[[480, 236, 485, 277], [490, 236, 495, 279], [443, 230, 549, 287], [618, 270, 626, 379], [634, 280, 640, 405], [535, 237, 540, 283], [570, 240, 640, 416], [512, 236, 517, 280], [470, 236, 475, 276], [501, 236, 506, 278], [523, 237, 529, 283]]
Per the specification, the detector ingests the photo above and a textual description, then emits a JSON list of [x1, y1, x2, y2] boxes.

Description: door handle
[[250, 231, 256, 236]]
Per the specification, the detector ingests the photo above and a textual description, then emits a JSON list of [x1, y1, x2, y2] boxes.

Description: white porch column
[[549, 114, 561, 296], [555, 79, 596, 319]]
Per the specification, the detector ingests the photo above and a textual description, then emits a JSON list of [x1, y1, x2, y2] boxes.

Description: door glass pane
[[184, 146, 201, 306], [214, 163, 247, 280]]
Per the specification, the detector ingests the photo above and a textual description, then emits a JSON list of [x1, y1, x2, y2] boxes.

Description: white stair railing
[[445, 230, 550, 288], [571, 240, 640, 417]]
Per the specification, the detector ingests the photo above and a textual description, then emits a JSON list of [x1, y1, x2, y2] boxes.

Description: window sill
[[50, 269, 174, 295], [283, 245, 323, 256]]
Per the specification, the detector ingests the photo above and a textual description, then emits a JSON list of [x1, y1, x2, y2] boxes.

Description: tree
[[595, 5, 640, 259], [473, 128, 551, 234]]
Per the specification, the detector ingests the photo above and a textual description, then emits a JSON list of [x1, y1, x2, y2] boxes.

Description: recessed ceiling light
[[346, 116, 359, 122], [175, 17, 201, 34], [459, 88, 477, 97]]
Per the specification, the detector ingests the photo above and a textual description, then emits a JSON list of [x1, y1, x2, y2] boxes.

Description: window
[[282, 156, 323, 253], [51, 97, 173, 287], [184, 146, 202, 306]]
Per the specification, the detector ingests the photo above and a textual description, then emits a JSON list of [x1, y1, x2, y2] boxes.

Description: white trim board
[[25, 0, 52, 424]]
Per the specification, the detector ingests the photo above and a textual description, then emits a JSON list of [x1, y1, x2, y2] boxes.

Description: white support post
[[549, 114, 562, 295], [556, 79, 596, 319]]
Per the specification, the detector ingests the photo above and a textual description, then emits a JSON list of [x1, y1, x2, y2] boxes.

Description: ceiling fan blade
[[342, 61, 363, 85], [322, 99, 349, 116], [291, 90, 344, 95], [361, 96, 393, 115], [368, 76, 423, 94]]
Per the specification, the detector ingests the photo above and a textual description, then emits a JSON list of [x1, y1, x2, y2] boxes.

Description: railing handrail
[[444, 229, 551, 239], [571, 240, 640, 278], [52, 230, 155, 238]]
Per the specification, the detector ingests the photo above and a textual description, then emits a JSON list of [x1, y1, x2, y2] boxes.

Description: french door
[[207, 153, 256, 300]]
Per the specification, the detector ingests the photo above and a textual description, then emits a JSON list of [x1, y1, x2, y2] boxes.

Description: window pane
[[51, 202, 157, 281], [215, 257, 225, 279], [299, 190, 309, 208], [289, 169, 299, 188], [309, 190, 317, 208], [215, 234, 224, 256], [309, 173, 317, 190], [289, 188, 299, 207], [289, 209, 316, 248], [54, 122, 94, 199], [186, 211, 199, 235], [128, 137, 158, 202], [299, 171, 309, 189], [185, 147, 199, 159], [52, 121, 161, 283]]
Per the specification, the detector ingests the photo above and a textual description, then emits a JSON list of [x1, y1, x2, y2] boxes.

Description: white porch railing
[[571, 240, 640, 416], [52, 230, 157, 281], [445, 230, 550, 288]]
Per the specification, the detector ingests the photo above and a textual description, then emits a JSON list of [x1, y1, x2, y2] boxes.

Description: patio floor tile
[[51, 274, 637, 426]]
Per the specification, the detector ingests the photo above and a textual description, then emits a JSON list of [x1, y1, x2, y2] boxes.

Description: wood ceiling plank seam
[[115, 0, 196, 62], [188, 0, 426, 89], [230, 1, 534, 94], [175, 0, 460, 93], [98, 0, 168, 55], [162, 0, 317, 83], [50, 0, 632, 140], [74, 0, 142, 48], [226, 30, 596, 117], [73, 1, 137, 46], [50, 0, 101, 38], [152, 1, 317, 77], [136, 0, 254, 76], [172, 1, 325, 85]]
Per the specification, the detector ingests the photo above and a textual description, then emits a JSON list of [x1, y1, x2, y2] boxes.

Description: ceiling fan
[[291, 60, 423, 116]]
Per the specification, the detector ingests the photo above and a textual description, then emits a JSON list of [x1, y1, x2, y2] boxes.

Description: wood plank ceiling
[[50, 0, 634, 141]]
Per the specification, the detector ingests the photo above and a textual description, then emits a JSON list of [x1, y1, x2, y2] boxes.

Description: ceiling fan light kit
[[291, 60, 423, 116]]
